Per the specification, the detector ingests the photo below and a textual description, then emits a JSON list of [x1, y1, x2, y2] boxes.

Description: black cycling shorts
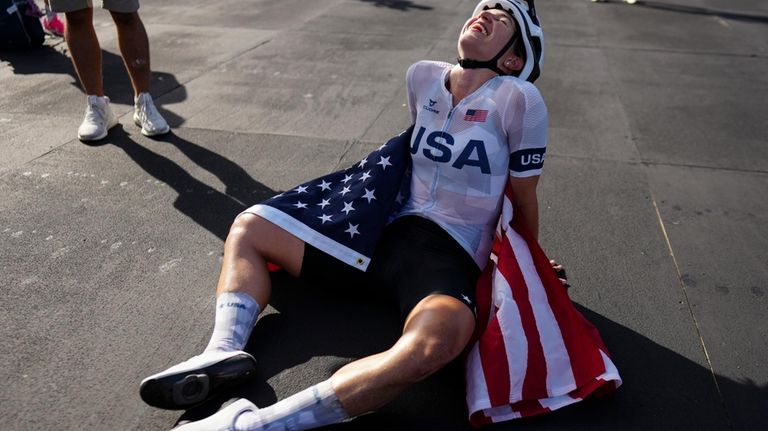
[[299, 215, 480, 319]]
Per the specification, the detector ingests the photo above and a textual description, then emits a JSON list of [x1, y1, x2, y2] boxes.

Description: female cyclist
[[140, 1, 551, 429]]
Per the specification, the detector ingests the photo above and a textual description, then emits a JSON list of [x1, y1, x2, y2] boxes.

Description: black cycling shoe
[[140, 350, 257, 410]]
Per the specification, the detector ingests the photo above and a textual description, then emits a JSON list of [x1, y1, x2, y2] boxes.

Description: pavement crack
[[331, 140, 359, 172], [549, 41, 768, 59], [650, 197, 735, 431], [641, 160, 768, 175], [543, 154, 768, 176]]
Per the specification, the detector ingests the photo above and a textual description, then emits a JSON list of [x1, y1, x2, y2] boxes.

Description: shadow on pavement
[[0, 45, 186, 123], [596, 0, 768, 24], [172, 284, 768, 430], [358, 0, 433, 11], [103, 127, 275, 240], [155, 131, 274, 210]]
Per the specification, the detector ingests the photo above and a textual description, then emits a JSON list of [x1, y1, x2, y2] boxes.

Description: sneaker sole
[[78, 131, 108, 142], [139, 353, 257, 410], [141, 125, 170, 137], [134, 116, 170, 137], [78, 119, 118, 142]]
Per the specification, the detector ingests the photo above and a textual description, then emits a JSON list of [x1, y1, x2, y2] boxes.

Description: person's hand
[[550, 259, 570, 289]]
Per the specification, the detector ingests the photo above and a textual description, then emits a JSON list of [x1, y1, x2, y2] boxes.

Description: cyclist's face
[[458, 8, 517, 59]]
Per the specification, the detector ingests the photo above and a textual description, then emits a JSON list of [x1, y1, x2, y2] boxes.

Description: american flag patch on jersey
[[464, 109, 488, 122]]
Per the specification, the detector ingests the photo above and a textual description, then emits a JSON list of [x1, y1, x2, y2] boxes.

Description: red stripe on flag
[[510, 213, 608, 391], [496, 235, 549, 400], [578, 311, 610, 354], [469, 411, 493, 427], [478, 306, 512, 407], [512, 399, 550, 418]]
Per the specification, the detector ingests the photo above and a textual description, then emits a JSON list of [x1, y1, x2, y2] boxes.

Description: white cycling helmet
[[457, 0, 544, 82]]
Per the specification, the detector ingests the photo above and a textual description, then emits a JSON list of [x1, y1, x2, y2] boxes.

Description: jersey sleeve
[[505, 82, 548, 178]]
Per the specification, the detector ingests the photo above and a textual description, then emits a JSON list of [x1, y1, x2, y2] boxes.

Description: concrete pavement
[[1, 0, 766, 429]]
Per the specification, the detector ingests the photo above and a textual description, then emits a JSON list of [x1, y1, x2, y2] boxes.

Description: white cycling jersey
[[395, 60, 548, 268]]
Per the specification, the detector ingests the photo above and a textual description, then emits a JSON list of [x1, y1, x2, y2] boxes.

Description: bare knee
[[399, 333, 466, 382], [226, 213, 264, 253], [393, 295, 476, 382], [110, 11, 140, 27], [225, 213, 303, 277], [65, 8, 93, 27], [225, 214, 290, 257]]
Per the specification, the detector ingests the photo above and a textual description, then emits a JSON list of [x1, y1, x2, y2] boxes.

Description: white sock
[[203, 292, 260, 353], [233, 380, 349, 431]]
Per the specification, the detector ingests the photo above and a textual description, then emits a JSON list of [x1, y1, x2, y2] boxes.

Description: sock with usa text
[[203, 292, 260, 353]]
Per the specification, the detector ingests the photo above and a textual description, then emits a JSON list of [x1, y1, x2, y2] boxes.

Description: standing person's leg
[[141, 214, 304, 410], [61, 6, 103, 96], [108, 8, 148, 94], [107, 0, 169, 136], [52, 0, 119, 141], [173, 294, 476, 431]]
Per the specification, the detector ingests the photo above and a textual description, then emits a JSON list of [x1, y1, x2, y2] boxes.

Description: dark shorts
[[299, 215, 480, 319]]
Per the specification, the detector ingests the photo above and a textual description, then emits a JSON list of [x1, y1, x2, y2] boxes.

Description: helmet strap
[[458, 33, 519, 76]]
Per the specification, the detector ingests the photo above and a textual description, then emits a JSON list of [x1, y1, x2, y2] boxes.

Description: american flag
[[250, 128, 620, 424], [464, 109, 489, 122], [465, 183, 622, 425], [248, 127, 413, 270]]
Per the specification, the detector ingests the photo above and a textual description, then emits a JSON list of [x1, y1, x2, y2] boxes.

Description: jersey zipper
[[425, 101, 464, 211]]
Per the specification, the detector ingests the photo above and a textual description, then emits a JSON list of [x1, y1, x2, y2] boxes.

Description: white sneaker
[[134, 92, 170, 136], [77, 95, 118, 141], [140, 350, 257, 410], [172, 398, 258, 431]]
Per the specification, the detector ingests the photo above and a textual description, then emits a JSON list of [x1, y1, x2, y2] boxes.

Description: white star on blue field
[[257, 127, 415, 266]]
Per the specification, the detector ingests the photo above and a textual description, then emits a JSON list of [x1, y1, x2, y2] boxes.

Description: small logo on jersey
[[464, 109, 488, 122], [423, 99, 440, 114]]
